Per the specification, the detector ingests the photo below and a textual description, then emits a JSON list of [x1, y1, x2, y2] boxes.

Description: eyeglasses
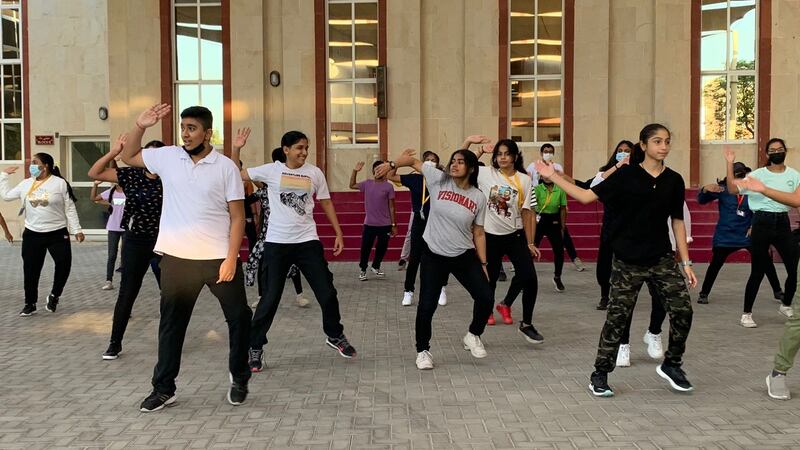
[[767, 147, 786, 154]]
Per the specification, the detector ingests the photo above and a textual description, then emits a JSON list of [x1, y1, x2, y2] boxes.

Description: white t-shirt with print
[[247, 161, 331, 244], [477, 166, 532, 235]]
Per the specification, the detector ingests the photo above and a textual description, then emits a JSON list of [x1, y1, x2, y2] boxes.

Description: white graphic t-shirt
[[477, 166, 532, 235], [247, 161, 331, 243]]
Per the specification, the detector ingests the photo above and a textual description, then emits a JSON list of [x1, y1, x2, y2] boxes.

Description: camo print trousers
[[595, 254, 693, 373]]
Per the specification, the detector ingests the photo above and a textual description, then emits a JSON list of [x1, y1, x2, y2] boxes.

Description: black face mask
[[768, 152, 787, 165], [183, 143, 205, 156]]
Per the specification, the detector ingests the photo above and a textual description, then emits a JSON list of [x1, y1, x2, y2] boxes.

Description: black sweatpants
[[151, 255, 252, 395], [486, 230, 538, 324], [744, 212, 798, 312], [359, 224, 391, 271], [700, 246, 782, 299], [534, 213, 564, 277], [250, 240, 345, 350], [562, 226, 578, 261], [596, 238, 613, 301], [21, 227, 71, 305], [109, 235, 161, 345], [416, 245, 493, 352]]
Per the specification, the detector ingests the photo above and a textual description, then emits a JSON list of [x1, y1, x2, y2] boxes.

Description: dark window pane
[[200, 6, 222, 80], [71, 141, 109, 183], [510, 0, 535, 76], [3, 122, 20, 160], [328, 2, 353, 80], [1, 8, 20, 59], [354, 82, 377, 144], [536, 79, 561, 142], [3, 63, 22, 118], [353, 2, 378, 79], [510, 80, 535, 142], [330, 82, 353, 145]]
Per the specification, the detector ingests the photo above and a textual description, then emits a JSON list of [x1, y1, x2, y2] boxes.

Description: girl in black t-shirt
[[535, 123, 697, 398]]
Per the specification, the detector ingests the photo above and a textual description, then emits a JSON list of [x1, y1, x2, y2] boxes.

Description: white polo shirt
[[142, 146, 244, 260]]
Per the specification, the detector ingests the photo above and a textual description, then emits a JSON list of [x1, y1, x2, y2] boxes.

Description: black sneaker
[[102, 343, 122, 360], [45, 295, 59, 313], [697, 293, 708, 304], [326, 335, 357, 358], [19, 304, 36, 317], [596, 298, 608, 310], [519, 323, 544, 344], [589, 371, 614, 397], [553, 277, 565, 292], [656, 364, 694, 392], [774, 291, 785, 302], [248, 348, 264, 372], [227, 380, 248, 406], [498, 270, 508, 282], [139, 391, 176, 412]]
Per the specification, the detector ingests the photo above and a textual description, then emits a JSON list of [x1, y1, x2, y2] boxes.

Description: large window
[[173, 0, 224, 145], [327, 0, 379, 146], [0, 1, 22, 162], [509, 0, 562, 143], [700, 0, 756, 142]]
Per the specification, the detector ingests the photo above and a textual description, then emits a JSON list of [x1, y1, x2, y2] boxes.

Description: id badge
[[535, 214, 541, 223], [736, 209, 745, 217]]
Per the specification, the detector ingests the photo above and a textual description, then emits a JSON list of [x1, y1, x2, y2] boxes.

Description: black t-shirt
[[116, 167, 163, 240], [591, 164, 685, 265], [400, 173, 431, 217]]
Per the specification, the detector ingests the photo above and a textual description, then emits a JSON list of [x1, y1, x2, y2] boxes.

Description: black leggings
[[596, 238, 613, 301], [22, 227, 71, 305], [486, 231, 538, 324], [700, 246, 782, 299], [562, 226, 578, 261], [359, 225, 391, 271], [744, 212, 798, 312], [534, 213, 564, 277]]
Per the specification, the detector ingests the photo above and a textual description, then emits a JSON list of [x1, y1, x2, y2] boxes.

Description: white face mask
[[422, 160, 436, 168], [542, 153, 554, 162]]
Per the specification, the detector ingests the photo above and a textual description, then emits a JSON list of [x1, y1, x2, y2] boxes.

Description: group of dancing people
[[3, 103, 800, 411]]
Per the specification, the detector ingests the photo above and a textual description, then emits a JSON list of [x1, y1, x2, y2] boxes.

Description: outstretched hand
[[3, 166, 18, 175], [111, 133, 128, 156], [136, 104, 171, 129], [465, 135, 491, 145], [373, 162, 392, 179], [723, 147, 736, 164], [702, 183, 724, 193], [354, 161, 365, 172], [233, 127, 251, 149], [735, 176, 766, 193], [534, 160, 555, 178]]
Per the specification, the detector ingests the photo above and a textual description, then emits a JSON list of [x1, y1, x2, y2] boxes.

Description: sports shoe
[[643, 331, 664, 359], [767, 371, 791, 400], [518, 323, 544, 344], [101, 280, 114, 290], [697, 293, 708, 304], [498, 270, 507, 282], [139, 391, 176, 412], [616, 344, 631, 367], [248, 348, 264, 372], [487, 313, 496, 326], [553, 277, 565, 292], [402, 291, 413, 306], [19, 304, 36, 317], [102, 343, 122, 360], [656, 364, 694, 392], [438, 287, 447, 306], [779, 305, 794, 318], [46, 295, 59, 313], [227, 375, 248, 406], [295, 293, 310, 308], [573, 257, 586, 272], [596, 297, 608, 310], [398, 259, 407, 271], [462, 332, 487, 358], [589, 371, 614, 397], [326, 335, 357, 358], [370, 267, 385, 278], [740, 313, 757, 328], [358, 270, 367, 281], [496, 303, 513, 324], [416, 350, 434, 370], [774, 290, 785, 302]]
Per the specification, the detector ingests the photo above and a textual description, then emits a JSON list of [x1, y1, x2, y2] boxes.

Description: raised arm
[[0, 166, 22, 201], [231, 127, 254, 182], [89, 134, 126, 183], [90, 180, 108, 205], [534, 161, 598, 204], [374, 149, 422, 178], [122, 104, 172, 168], [724, 148, 738, 194], [350, 162, 364, 190]]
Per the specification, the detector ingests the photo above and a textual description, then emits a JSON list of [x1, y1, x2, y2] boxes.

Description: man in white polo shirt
[[121, 104, 252, 412]]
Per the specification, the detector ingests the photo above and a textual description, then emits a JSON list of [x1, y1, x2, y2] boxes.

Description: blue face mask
[[29, 164, 41, 178], [615, 152, 628, 162]]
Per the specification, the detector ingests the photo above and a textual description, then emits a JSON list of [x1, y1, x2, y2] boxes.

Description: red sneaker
[[487, 313, 496, 326], [496, 304, 513, 324]]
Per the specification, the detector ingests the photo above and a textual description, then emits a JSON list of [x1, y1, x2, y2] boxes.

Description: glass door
[[67, 137, 110, 233]]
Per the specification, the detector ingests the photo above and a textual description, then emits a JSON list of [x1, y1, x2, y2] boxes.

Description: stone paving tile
[[2, 243, 800, 448]]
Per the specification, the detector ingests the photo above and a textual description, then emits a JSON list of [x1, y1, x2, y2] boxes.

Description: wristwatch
[[389, 161, 396, 169], [681, 260, 693, 267]]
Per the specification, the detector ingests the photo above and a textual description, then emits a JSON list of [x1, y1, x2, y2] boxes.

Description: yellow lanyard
[[499, 170, 524, 209], [421, 177, 428, 206], [539, 188, 555, 212], [26, 176, 50, 199]]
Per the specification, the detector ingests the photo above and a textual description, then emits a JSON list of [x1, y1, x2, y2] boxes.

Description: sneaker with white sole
[[402, 291, 413, 306], [462, 332, 487, 358], [779, 305, 794, 318], [416, 350, 434, 370], [101, 280, 114, 290], [438, 287, 447, 306], [616, 344, 631, 367], [589, 371, 614, 397], [573, 257, 586, 272], [553, 277, 565, 292], [139, 391, 176, 412], [358, 271, 367, 281], [656, 363, 694, 392], [295, 293, 310, 308], [767, 371, 791, 400], [740, 313, 757, 328], [643, 331, 664, 359], [370, 267, 385, 278]]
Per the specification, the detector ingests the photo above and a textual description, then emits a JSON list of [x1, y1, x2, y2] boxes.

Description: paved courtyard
[[2, 243, 800, 449]]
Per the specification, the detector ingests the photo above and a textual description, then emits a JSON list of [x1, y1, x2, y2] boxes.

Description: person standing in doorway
[[350, 160, 397, 281]]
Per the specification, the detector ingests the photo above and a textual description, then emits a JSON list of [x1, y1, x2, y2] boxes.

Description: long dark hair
[[34, 152, 77, 202], [491, 139, 526, 173], [630, 123, 671, 166], [443, 149, 480, 188], [764, 137, 787, 167], [600, 140, 635, 171]]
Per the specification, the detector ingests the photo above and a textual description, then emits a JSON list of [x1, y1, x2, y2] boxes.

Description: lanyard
[[419, 177, 429, 220], [25, 176, 50, 199], [540, 188, 555, 212], [736, 194, 744, 210], [499, 170, 524, 209]]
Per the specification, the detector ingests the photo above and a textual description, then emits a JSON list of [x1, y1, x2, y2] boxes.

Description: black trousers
[[416, 245, 493, 352], [562, 226, 578, 261], [700, 245, 782, 299], [596, 238, 613, 300], [534, 213, 564, 277], [250, 240, 345, 350], [21, 227, 71, 305], [109, 236, 161, 345], [359, 224, 391, 271], [486, 230, 538, 324], [745, 212, 798, 311], [106, 230, 124, 282], [256, 256, 303, 297], [620, 282, 667, 345], [404, 213, 427, 292], [151, 255, 252, 395]]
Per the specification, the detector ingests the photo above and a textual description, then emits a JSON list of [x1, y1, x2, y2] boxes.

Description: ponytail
[[50, 166, 77, 202], [629, 143, 645, 166]]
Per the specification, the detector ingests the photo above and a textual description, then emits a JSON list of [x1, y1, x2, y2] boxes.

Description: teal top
[[743, 166, 800, 213]]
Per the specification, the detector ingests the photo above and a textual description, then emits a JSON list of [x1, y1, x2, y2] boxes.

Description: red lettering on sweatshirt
[[437, 190, 477, 214]]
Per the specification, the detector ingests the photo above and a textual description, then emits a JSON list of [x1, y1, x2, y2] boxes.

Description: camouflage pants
[[595, 255, 693, 373]]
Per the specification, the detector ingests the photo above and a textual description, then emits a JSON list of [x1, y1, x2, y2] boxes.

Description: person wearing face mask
[[386, 151, 449, 307], [350, 160, 397, 281], [725, 139, 799, 326], [1, 152, 85, 317]]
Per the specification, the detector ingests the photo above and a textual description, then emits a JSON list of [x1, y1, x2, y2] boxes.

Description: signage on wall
[[35, 135, 55, 145]]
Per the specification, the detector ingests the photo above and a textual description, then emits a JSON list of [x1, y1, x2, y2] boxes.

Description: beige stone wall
[[771, 0, 800, 168]]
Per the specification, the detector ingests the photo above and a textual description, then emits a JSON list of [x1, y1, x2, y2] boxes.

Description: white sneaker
[[740, 313, 757, 328], [358, 271, 367, 281], [416, 350, 434, 370], [438, 287, 447, 306], [779, 305, 794, 318], [370, 267, 385, 278], [295, 293, 310, 308], [643, 331, 664, 359], [402, 291, 413, 306], [101, 281, 114, 290], [616, 344, 631, 367], [573, 257, 586, 272], [463, 332, 487, 358]]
